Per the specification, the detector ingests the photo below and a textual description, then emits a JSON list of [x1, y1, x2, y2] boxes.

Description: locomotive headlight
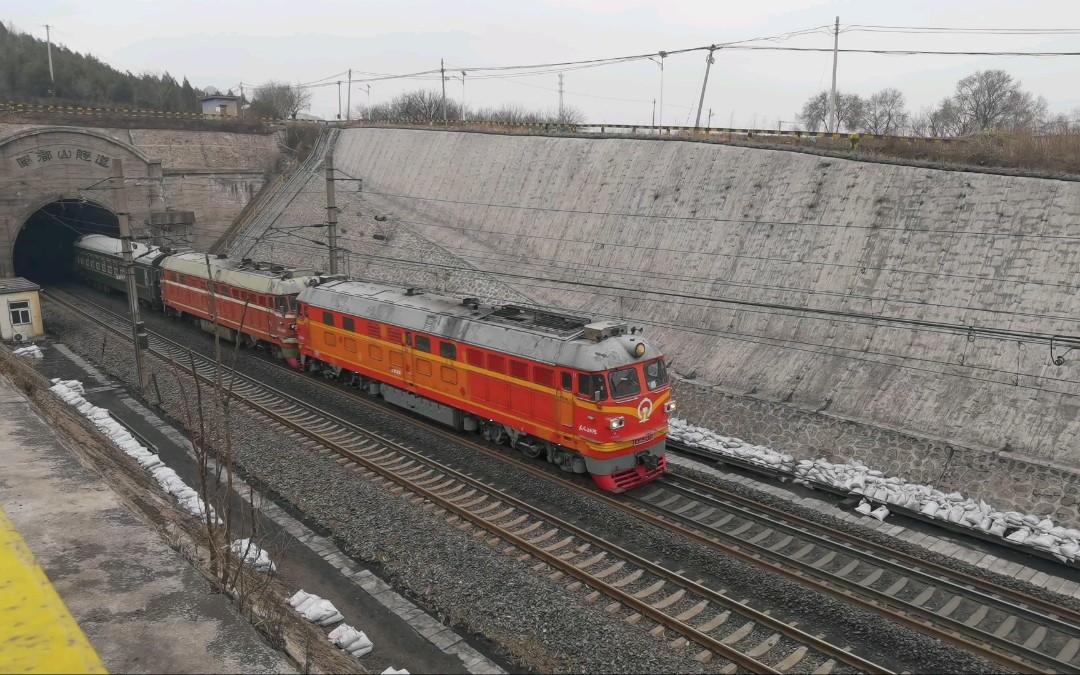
[[608, 416, 625, 430], [664, 401, 677, 413], [634, 342, 646, 358]]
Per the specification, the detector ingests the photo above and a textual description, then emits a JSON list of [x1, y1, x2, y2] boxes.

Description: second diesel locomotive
[[70, 234, 673, 491]]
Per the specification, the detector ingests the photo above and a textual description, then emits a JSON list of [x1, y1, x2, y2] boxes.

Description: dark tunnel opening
[[13, 200, 120, 283]]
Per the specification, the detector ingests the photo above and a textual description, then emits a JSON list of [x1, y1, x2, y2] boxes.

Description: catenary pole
[[694, 47, 716, 128], [346, 69, 352, 120], [44, 24, 54, 94], [112, 159, 148, 394], [325, 152, 339, 275], [441, 58, 447, 123], [827, 16, 839, 132]]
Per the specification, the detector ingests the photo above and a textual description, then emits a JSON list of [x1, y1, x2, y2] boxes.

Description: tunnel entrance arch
[[12, 199, 120, 282]]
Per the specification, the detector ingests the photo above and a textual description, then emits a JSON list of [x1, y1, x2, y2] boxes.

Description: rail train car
[[72, 235, 169, 308], [296, 280, 672, 491], [159, 253, 322, 367]]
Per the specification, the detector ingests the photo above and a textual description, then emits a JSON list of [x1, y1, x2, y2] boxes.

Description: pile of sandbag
[[229, 538, 277, 573], [670, 416, 1080, 564], [668, 418, 797, 474], [12, 345, 43, 359], [49, 378, 219, 524], [288, 589, 344, 626], [328, 624, 374, 657]]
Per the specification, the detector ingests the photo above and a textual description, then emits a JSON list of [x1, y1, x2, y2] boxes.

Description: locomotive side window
[[509, 360, 528, 380], [415, 335, 431, 353], [609, 368, 641, 399], [342, 317, 355, 332], [644, 359, 668, 390], [561, 372, 573, 391], [533, 367, 554, 388], [323, 311, 335, 327], [439, 341, 457, 361], [466, 348, 483, 366]]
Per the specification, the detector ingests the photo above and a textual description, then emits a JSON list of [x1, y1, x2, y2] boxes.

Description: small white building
[[0, 278, 44, 343], [199, 95, 240, 117]]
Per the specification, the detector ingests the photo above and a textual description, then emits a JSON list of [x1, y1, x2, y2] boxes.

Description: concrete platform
[[35, 339, 504, 675], [0, 373, 293, 674]]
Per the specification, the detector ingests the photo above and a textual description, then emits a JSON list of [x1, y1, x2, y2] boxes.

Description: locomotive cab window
[[439, 341, 456, 360], [609, 367, 641, 399], [561, 372, 573, 391], [644, 359, 668, 391], [415, 335, 431, 353], [578, 373, 607, 400]]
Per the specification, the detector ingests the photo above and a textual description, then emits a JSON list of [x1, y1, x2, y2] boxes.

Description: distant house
[[0, 277, 43, 342], [199, 94, 240, 117]]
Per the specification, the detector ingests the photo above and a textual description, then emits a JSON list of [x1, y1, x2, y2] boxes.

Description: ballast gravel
[[49, 287, 1008, 673]]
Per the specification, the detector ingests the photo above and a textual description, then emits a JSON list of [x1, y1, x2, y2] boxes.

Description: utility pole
[[708, 108, 713, 128], [461, 71, 466, 121], [694, 46, 716, 128], [440, 58, 447, 124], [651, 99, 656, 128], [112, 159, 148, 394], [827, 16, 839, 133], [324, 152, 339, 275], [346, 69, 352, 120], [337, 81, 342, 120], [43, 24, 54, 95], [558, 73, 564, 121], [658, 51, 667, 128]]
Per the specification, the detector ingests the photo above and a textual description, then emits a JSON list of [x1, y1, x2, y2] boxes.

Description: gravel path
[[47, 286, 1007, 673]]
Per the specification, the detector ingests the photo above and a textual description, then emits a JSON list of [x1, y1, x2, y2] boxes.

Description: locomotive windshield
[[643, 359, 668, 391], [577, 373, 608, 400], [609, 367, 641, 399]]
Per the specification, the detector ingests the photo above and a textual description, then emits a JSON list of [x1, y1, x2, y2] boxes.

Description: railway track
[[46, 288, 887, 674], [634, 474, 1080, 674]]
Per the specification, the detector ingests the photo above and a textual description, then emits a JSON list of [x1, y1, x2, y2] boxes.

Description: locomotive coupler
[[638, 451, 659, 471]]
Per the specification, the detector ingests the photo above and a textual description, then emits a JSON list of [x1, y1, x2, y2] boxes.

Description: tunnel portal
[[13, 200, 119, 283]]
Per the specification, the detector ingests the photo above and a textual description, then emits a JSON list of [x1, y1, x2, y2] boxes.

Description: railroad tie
[[776, 646, 809, 672], [653, 494, 682, 508], [857, 569, 883, 587], [1056, 637, 1080, 663], [935, 596, 962, 618], [1022, 626, 1047, 650], [993, 616, 1017, 638], [746, 633, 780, 658], [833, 560, 860, 578], [709, 514, 735, 529], [696, 610, 731, 632], [883, 577, 909, 596], [812, 658, 836, 675], [768, 535, 794, 552], [747, 528, 775, 545], [674, 600, 708, 622], [690, 506, 716, 522], [728, 521, 754, 537], [720, 621, 755, 645], [608, 569, 644, 588], [910, 587, 936, 607], [962, 605, 988, 627], [592, 561, 626, 579], [673, 501, 699, 515], [631, 580, 666, 599], [651, 589, 686, 610], [790, 544, 816, 560], [810, 552, 836, 569]]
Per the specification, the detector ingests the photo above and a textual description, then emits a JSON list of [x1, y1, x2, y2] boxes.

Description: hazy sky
[[7, 0, 1080, 126]]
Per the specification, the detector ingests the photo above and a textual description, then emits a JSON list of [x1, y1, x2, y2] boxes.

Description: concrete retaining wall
[[231, 127, 1080, 523]]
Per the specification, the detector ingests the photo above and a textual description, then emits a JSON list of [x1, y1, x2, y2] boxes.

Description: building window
[[439, 341, 457, 361], [9, 301, 30, 326]]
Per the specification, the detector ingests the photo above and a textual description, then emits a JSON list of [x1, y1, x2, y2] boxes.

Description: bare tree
[[952, 69, 1046, 133], [858, 88, 909, 135], [797, 91, 864, 132], [251, 80, 312, 119]]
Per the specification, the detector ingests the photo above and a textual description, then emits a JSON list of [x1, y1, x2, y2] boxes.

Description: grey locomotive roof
[[162, 253, 321, 296], [0, 277, 40, 294], [74, 234, 166, 264], [298, 280, 662, 372]]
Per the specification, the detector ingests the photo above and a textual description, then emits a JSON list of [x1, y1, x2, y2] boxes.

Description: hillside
[[0, 21, 205, 111]]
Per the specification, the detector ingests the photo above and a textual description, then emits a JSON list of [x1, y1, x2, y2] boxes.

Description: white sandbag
[[329, 624, 362, 648], [1060, 543, 1079, 561], [947, 507, 965, 524], [347, 632, 373, 657], [288, 590, 312, 608], [1006, 529, 1030, 543], [870, 506, 890, 521], [1029, 534, 1056, 549], [380, 668, 408, 675], [1036, 518, 1054, 532], [300, 598, 342, 624], [1022, 514, 1040, 526], [136, 454, 164, 470], [855, 501, 872, 515], [295, 596, 319, 614], [989, 520, 1008, 537], [318, 611, 345, 627], [920, 501, 940, 517]]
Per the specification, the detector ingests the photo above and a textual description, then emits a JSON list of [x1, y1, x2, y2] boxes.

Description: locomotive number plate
[[632, 433, 655, 446]]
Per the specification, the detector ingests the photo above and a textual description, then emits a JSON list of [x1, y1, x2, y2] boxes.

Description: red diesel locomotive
[[296, 279, 672, 491]]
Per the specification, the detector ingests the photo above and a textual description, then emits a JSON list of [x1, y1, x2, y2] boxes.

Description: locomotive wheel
[[519, 442, 543, 459]]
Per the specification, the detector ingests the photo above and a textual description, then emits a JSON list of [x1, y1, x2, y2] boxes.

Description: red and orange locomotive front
[[295, 280, 671, 492]]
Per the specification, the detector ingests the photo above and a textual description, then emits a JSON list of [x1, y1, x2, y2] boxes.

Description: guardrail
[[3, 101, 958, 148]]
